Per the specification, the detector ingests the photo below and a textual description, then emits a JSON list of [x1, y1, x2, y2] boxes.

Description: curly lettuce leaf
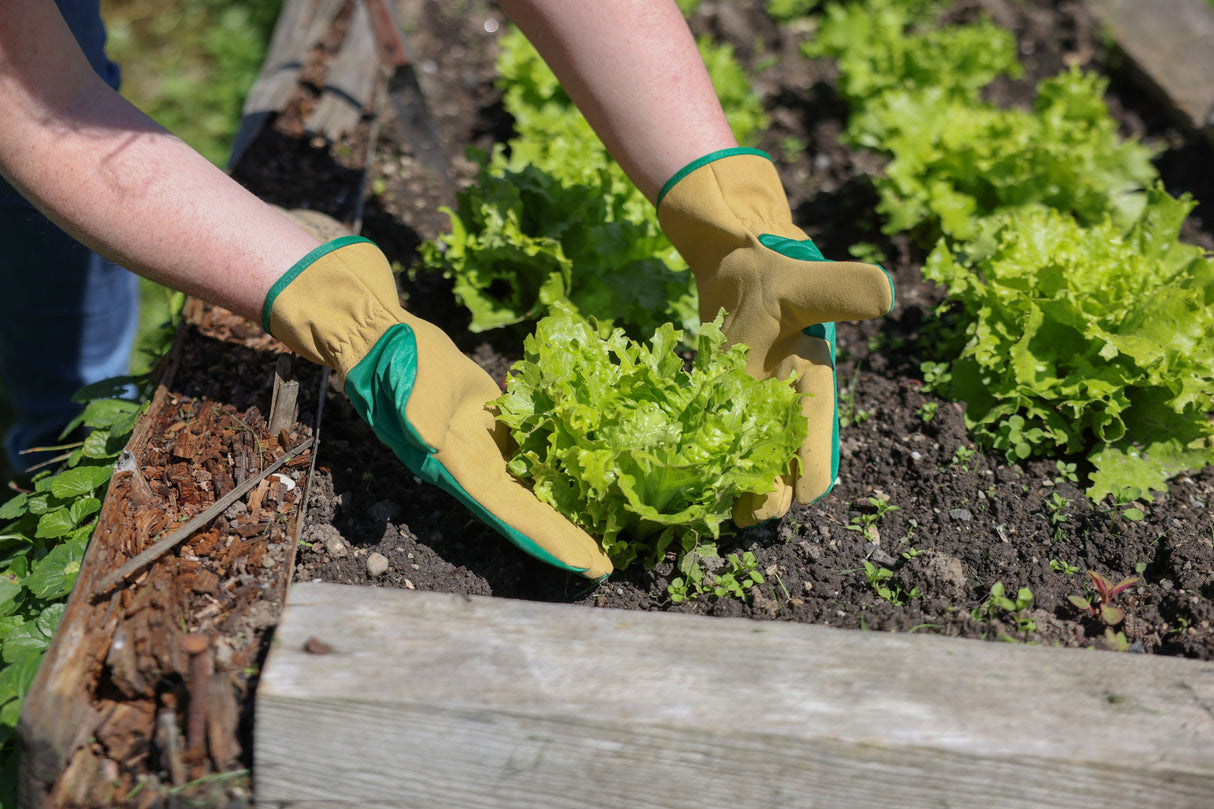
[[494, 307, 807, 569], [417, 26, 768, 340], [809, 2, 1157, 244], [924, 189, 1214, 499]]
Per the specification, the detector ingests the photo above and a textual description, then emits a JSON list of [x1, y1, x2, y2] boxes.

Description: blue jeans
[[0, 0, 135, 474], [0, 206, 140, 473]]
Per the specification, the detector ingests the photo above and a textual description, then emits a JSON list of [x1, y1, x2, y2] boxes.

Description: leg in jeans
[[0, 203, 139, 474]]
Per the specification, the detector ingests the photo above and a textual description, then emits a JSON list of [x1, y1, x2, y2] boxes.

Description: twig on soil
[[92, 437, 316, 596]]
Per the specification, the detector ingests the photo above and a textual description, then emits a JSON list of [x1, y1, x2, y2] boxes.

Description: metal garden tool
[[363, 0, 451, 178]]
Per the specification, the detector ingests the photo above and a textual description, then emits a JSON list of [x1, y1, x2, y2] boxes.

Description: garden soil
[[264, 0, 1214, 657]]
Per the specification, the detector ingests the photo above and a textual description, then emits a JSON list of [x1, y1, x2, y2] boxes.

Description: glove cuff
[[656, 148, 806, 281], [263, 236, 405, 383], [655, 147, 772, 208]]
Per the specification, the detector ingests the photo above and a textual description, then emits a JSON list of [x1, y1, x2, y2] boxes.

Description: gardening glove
[[657, 148, 895, 526], [263, 235, 614, 578]]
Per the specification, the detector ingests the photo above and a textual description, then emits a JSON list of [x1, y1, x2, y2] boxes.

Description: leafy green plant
[[1068, 570, 1141, 625], [808, 1, 1156, 245], [419, 26, 768, 341], [923, 190, 1214, 500], [805, 0, 1211, 501], [917, 402, 938, 423], [494, 306, 807, 586], [861, 560, 919, 605], [847, 495, 899, 542], [1, 379, 148, 798], [973, 581, 1037, 639], [419, 161, 695, 339]]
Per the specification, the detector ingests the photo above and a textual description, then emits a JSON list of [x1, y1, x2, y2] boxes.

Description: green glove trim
[[758, 233, 825, 262], [261, 234, 372, 333], [343, 323, 590, 575], [656, 147, 771, 208], [758, 234, 896, 309]]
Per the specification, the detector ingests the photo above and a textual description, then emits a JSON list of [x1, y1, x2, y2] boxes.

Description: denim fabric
[[0, 207, 140, 472], [0, 1, 138, 473]]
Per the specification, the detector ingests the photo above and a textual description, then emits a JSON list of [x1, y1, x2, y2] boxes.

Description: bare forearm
[[0, 0, 318, 323], [498, 0, 736, 202]]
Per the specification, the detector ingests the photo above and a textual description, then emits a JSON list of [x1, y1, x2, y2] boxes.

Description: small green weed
[[1054, 460, 1079, 485], [669, 549, 765, 603], [973, 581, 1037, 640], [917, 402, 938, 423], [920, 360, 951, 390], [951, 445, 976, 470], [838, 372, 871, 429], [1107, 486, 1145, 523], [847, 495, 899, 542], [1049, 558, 1080, 576], [1046, 492, 1071, 526], [1046, 491, 1071, 541], [862, 560, 920, 605]]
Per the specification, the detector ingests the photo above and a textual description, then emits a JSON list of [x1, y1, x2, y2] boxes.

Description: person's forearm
[[0, 0, 319, 323], [498, 0, 737, 203]]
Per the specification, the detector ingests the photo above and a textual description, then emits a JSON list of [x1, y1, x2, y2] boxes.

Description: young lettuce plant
[[417, 26, 768, 342], [493, 306, 807, 587]]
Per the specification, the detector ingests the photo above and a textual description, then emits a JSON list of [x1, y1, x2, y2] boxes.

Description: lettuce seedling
[[494, 307, 807, 571]]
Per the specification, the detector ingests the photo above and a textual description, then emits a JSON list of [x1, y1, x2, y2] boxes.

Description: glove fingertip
[[733, 485, 793, 528]]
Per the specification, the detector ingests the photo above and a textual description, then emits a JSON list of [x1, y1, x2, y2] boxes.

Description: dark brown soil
[[289, 0, 1214, 658]]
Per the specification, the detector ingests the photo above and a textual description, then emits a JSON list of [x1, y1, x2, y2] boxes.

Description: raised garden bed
[[16, 0, 1214, 806], [298, 0, 1214, 652]]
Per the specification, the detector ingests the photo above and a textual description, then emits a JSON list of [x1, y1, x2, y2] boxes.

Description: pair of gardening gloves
[[265, 149, 893, 581]]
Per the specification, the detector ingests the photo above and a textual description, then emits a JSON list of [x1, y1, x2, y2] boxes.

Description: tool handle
[[364, 0, 411, 69]]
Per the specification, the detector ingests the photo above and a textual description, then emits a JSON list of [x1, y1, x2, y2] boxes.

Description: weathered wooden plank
[[229, 0, 351, 166], [16, 313, 325, 808], [14, 380, 170, 807], [241, 0, 348, 117], [257, 583, 1214, 809], [1087, 0, 1214, 145], [305, 0, 380, 139]]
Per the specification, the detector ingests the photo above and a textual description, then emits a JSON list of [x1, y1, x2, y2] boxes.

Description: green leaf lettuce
[[494, 307, 808, 569]]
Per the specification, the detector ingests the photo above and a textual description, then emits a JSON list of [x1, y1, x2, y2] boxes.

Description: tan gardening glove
[[263, 235, 613, 578], [657, 149, 895, 526]]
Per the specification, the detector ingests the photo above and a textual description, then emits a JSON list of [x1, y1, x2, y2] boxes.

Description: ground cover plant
[[0, 381, 150, 795]]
